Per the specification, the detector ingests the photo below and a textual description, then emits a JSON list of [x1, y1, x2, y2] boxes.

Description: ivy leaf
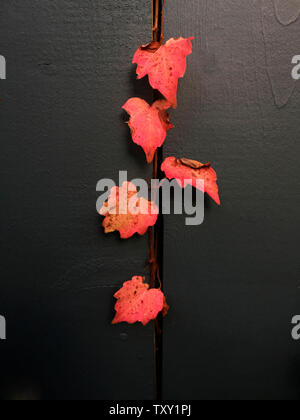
[[112, 276, 166, 326], [133, 37, 194, 108], [123, 98, 173, 163], [161, 157, 221, 205], [100, 182, 158, 239]]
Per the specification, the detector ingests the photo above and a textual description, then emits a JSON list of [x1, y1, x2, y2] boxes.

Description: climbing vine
[[100, 0, 220, 326]]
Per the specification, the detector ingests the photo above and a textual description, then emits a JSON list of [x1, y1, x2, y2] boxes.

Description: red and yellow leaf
[[100, 182, 158, 239], [123, 98, 173, 163], [112, 276, 166, 326], [161, 157, 221, 205], [133, 37, 194, 108]]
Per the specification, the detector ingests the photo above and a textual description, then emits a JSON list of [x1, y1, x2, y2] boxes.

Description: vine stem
[[148, 152, 158, 289], [149, 1, 164, 289], [150, 0, 165, 401]]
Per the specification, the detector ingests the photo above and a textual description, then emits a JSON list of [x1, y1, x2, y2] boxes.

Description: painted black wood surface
[[0, 0, 155, 400], [1, 0, 300, 401], [163, 0, 300, 400]]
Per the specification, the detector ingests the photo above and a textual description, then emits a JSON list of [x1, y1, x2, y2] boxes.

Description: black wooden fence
[[0, 0, 299, 400]]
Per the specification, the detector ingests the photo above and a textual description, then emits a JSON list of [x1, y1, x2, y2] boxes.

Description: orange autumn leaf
[[123, 98, 173, 163], [112, 276, 166, 326], [133, 37, 194, 108], [161, 157, 221, 205], [100, 182, 158, 239]]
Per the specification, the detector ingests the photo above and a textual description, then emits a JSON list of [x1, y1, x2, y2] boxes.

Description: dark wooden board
[[163, 0, 300, 400], [0, 0, 155, 400]]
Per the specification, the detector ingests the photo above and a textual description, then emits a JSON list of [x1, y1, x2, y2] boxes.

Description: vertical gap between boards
[[152, 0, 164, 401]]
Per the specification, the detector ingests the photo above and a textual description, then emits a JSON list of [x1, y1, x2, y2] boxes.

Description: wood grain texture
[[0, 0, 154, 400], [163, 0, 300, 400]]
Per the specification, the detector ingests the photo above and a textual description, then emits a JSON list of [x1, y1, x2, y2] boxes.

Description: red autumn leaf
[[161, 157, 221, 205], [133, 37, 194, 108], [123, 98, 173, 163], [100, 182, 158, 239], [112, 276, 166, 326]]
